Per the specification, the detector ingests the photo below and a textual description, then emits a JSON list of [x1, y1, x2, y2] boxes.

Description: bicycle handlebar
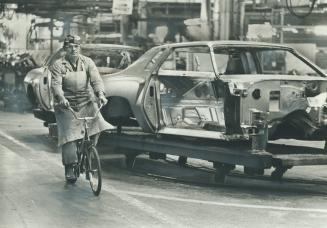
[[67, 104, 103, 121]]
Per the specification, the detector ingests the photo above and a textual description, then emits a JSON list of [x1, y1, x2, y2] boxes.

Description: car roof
[[81, 43, 142, 51], [160, 41, 293, 50]]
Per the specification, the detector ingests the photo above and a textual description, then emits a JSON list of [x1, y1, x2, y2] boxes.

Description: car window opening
[[159, 46, 215, 74], [214, 47, 322, 77]]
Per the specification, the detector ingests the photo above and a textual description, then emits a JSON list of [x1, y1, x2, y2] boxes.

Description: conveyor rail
[[100, 130, 327, 169]]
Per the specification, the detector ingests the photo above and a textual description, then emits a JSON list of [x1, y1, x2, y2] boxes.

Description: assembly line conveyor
[[99, 129, 327, 181]]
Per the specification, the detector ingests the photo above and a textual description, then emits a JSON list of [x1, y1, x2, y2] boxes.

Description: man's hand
[[59, 98, 70, 108], [98, 94, 108, 106]]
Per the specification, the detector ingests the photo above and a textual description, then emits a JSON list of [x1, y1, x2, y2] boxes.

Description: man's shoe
[[65, 164, 77, 183]]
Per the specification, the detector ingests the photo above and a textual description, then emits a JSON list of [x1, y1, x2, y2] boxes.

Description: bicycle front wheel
[[87, 146, 102, 196]]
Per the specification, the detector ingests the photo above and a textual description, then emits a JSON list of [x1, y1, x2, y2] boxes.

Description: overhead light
[[6, 4, 18, 10], [54, 21, 64, 27], [313, 25, 327, 36], [282, 27, 298, 33]]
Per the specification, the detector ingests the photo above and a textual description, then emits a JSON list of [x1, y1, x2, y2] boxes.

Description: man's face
[[66, 43, 81, 57]]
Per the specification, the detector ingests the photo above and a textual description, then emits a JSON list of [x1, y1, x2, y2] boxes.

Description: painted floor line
[[0, 129, 33, 151], [116, 190, 327, 214], [103, 184, 186, 227], [0, 129, 186, 228]]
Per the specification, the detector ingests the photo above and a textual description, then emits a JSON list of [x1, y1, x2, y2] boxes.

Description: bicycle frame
[[67, 104, 103, 176], [77, 124, 94, 175]]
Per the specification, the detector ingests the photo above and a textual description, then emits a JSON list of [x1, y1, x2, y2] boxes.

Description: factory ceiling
[[0, 0, 113, 18]]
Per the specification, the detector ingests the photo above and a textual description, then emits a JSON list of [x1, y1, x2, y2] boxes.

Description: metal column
[[219, 0, 231, 40]]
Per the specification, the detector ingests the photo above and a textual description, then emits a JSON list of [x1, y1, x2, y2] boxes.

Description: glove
[[59, 97, 70, 108], [98, 93, 108, 106]]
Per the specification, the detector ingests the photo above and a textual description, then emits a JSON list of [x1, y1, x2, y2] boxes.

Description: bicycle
[[67, 104, 103, 196]]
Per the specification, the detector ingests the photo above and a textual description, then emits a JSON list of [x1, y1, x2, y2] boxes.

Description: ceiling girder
[[0, 0, 113, 18]]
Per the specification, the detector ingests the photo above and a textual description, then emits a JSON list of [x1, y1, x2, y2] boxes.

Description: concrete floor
[[1, 111, 327, 228]]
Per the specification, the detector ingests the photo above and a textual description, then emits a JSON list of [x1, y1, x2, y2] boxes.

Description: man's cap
[[63, 35, 81, 47]]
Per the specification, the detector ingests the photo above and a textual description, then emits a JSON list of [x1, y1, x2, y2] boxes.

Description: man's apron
[[54, 61, 112, 146]]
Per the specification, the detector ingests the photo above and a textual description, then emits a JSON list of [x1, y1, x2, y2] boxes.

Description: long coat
[[50, 54, 112, 146]]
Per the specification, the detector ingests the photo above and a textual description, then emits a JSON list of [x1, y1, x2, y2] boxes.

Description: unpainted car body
[[24, 44, 143, 112], [100, 41, 327, 142]]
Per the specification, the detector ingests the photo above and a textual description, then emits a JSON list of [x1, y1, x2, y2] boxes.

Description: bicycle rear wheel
[[87, 146, 102, 196]]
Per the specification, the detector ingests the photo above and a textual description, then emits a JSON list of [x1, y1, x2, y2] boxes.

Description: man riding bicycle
[[50, 35, 112, 182]]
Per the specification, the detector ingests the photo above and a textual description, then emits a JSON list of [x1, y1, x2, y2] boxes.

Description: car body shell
[[26, 41, 327, 142], [101, 41, 327, 141], [24, 43, 143, 111]]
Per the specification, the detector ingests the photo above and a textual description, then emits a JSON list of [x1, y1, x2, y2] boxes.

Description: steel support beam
[[0, 0, 113, 18], [102, 132, 273, 169], [219, 0, 231, 40]]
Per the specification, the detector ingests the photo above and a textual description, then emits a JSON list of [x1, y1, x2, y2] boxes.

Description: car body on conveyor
[[26, 41, 327, 143], [101, 41, 327, 143], [24, 43, 143, 122]]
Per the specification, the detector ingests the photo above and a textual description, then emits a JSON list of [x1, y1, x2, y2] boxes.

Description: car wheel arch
[[101, 96, 138, 126]]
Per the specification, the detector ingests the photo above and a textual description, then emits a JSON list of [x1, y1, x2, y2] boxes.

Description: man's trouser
[[61, 134, 100, 165]]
